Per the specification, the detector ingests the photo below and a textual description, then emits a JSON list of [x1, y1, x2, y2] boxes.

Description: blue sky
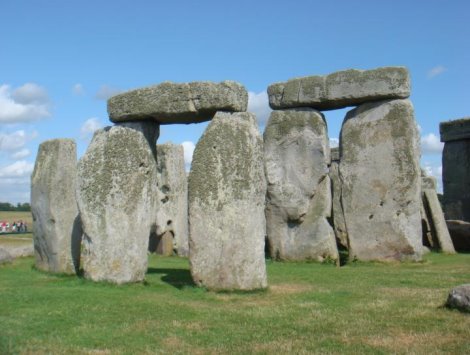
[[0, 0, 469, 203]]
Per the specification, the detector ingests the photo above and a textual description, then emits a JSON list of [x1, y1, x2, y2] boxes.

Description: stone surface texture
[[31, 139, 81, 274], [440, 117, 470, 142], [446, 284, 470, 313], [154, 143, 189, 256], [422, 189, 455, 253], [330, 159, 349, 250], [446, 220, 470, 252], [108, 81, 248, 124], [264, 109, 338, 261], [76, 126, 158, 284], [441, 139, 470, 222], [268, 67, 410, 111], [339, 99, 422, 261], [189, 111, 267, 290]]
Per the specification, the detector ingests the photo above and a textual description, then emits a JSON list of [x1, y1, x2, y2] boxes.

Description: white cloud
[[95, 85, 123, 100], [72, 83, 84, 96], [248, 91, 272, 126], [0, 83, 51, 123], [329, 138, 339, 148], [427, 65, 447, 79], [11, 148, 31, 160], [181, 141, 195, 171], [0, 160, 34, 178], [0, 130, 28, 151], [421, 133, 444, 154], [422, 162, 443, 192], [80, 117, 102, 140]]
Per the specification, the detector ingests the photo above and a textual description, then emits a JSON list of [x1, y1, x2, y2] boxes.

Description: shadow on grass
[[147, 268, 195, 289]]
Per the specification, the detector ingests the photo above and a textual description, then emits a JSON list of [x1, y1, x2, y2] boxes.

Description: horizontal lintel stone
[[107, 81, 248, 124], [268, 66, 410, 111]]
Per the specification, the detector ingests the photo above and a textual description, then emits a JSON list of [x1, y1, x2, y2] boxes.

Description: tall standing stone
[[31, 139, 81, 274], [440, 117, 470, 222], [264, 109, 338, 261], [151, 143, 189, 257], [76, 125, 158, 284], [189, 111, 267, 290], [339, 99, 422, 261]]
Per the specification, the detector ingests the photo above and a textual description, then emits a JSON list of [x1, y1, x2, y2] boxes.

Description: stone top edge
[[439, 117, 470, 142], [268, 66, 409, 87], [439, 117, 470, 129], [108, 80, 245, 102]]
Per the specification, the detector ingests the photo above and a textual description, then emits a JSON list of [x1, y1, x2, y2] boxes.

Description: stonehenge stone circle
[[268, 67, 410, 111], [108, 81, 248, 124], [189, 111, 267, 290], [264, 109, 338, 261], [440, 117, 470, 222], [339, 99, 422, 261], [31, 139, 81, 274], [76, 126, 158, 284], [152, 143, 189, 257]]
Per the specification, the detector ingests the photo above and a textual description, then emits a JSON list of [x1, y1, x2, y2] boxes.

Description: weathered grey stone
[[446, 284, 470, 313], [189, 111, 267, 290], [264, 109, 338, 261], [446, 220, 470, 252], [440, 117, 470, 142], [31, 139, 81, 274], [0, 247, 13, 265], [339, 99, 422, 261], [268, 67, 410, 111], [330, 160, 348, 250], [422, 176, 437, 190], [330, 147, 340, 162], [422, 189, 455, 253], [441, 139, 470, 221], [76, 126, 158, 284], [421, 199, 435, 249], [153, 143, 188, 257], [115, 121, 160, 159], [108, 81, 248, 124]]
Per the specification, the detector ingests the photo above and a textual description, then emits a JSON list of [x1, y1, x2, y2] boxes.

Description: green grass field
[[1, 253, 469, 354]]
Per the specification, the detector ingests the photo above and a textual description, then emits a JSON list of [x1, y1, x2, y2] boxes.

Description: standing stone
[[440, 117, 470, 222], [151, 143, 189, 257], [31, 139, 81, 274], [268, 67, 410, 111], [264, 109, 338, 261], [76, 125, 158, 284], [339, 99, 422, 261], [446, 220, 470, 252], [422, 189, 455, 253], [189, 111, 267, 290], [330, 147, 348, 250]]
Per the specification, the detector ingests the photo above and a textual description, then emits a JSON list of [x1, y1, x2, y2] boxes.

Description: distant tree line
[[0, 202, 31, 212]]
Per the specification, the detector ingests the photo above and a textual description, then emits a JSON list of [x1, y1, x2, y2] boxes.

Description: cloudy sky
[[1, 0, 469, 203]]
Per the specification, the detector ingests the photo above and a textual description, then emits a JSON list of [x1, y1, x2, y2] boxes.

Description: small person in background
[[12, 222, 17, 232]]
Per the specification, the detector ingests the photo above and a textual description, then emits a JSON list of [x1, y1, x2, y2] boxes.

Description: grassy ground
[[1, 253, 469, 354]]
